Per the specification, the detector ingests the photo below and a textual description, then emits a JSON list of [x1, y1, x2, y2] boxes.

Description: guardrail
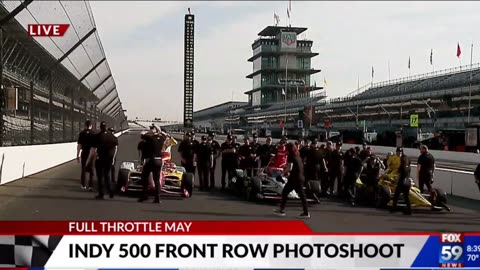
[[171, 133, 479, 201], [0, 129, 129, 186]]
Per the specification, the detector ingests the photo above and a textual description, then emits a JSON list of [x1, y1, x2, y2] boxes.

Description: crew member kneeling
[[273, 143, 310, 219]]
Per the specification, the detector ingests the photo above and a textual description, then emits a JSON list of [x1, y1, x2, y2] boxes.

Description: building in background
[[245, 26, 323, 106]]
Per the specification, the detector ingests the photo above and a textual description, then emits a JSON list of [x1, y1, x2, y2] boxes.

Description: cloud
[[90, 1, 480, 120]]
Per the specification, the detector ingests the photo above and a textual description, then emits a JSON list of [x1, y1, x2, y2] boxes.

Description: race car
[[355, 173, 450, 211], [117, 160, 194, 198], [228, 167, 321, 203]]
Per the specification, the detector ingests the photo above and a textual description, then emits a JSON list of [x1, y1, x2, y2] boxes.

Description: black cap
[[252, 134, 257, 138], [336, 142, 343, 146], [108, 127, 114, 132], [100, 121, 107, 129], [201, 135, 207, 140], [226, 135, 232, 140], [396, 147, 403, 153]]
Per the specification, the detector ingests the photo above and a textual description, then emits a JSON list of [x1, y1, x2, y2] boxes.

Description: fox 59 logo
[[439, 233, 464, 268]]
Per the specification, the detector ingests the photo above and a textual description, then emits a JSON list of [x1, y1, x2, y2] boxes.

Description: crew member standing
[[273, 143, 310, 219], [77, 120, 94, 191], [138, 129, 166, 203], [304, 139, 322, 183], [196, 136, 213, 191], [178, 132, 196, 174], [257, 136, 275, 168], [343, 148, 362, 206], [391, 147, 412, 215], [417, 145, 435, 194], [108, 127, 118, 184], [220, 135, 236, 190], [87, 122, 118, 200], [208, 132, 221, 189], [329, 142, 344, 197], [239, 137, 256, 177]]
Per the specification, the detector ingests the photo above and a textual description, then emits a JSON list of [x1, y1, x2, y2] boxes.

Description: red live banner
[[28, 24, 69, 37]]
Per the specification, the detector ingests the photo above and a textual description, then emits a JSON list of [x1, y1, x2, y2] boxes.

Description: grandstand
[[0, 1, 126, 146]]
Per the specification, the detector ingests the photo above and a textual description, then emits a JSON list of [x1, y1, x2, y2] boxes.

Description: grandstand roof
[[258, 26, 307, 36], [0, 6, 95, 100], [194, 101, 248, 114]]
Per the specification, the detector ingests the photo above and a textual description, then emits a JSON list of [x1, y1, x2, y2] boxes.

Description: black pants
[[181, 160, 195, 174], [320, 170, 329, 195], [329, 170, 343, 195], [280, 178, 308, 214], [209, 158, 217, 189], [81, 153, 93, 188], [343, 173, 358, 203], [96, 158, 113, 197], [392, 181, 411, 213], [197, 161, 209, 190], [240, 159, 255, 177], [111, 158, 116, 183], [305, 164, 320, 182], [142, 159, 162, 199], [419, 174, 433, 193], [221, 158, 236, 188]]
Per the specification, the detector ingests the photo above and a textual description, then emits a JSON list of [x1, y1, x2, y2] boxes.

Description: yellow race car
[[355, 175, 450, 211]]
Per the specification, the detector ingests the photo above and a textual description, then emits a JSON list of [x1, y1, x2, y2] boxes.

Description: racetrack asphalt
[[0, 130, 479, 232]]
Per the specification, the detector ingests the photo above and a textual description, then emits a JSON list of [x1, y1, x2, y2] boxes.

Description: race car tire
[[181, 173, 194, 198], [246, 178, 261, 201], [375, 185, 391, 208], [434, 188, 447, 204], [306, 180, 321, 201], [117, 169, 130, 192], [176, 166, 186, 174]]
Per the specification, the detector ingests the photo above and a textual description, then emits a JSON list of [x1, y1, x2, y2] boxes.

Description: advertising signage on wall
[[281, 32, 297, 48]]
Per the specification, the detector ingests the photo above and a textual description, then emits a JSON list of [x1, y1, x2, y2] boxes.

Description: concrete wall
[[0, 130, 127, 186]]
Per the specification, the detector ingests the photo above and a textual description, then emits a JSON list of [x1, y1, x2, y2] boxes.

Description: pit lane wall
[[0, 130, 129, 186], [172, 133, 479, 200]]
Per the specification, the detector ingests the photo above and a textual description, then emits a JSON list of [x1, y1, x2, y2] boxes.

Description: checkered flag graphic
[[0, 235, 63, 267]]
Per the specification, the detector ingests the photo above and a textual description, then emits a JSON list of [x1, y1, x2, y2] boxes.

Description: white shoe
[[273, 209, 286, 216], [297, 212, 310, 219]]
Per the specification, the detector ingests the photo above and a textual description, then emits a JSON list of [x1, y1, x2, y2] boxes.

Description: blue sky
[[89, 1, 480, 121]]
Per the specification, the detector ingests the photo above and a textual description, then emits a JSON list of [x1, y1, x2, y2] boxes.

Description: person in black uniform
[[343, 148, 362, 206], [251, 134, 261, 169], [178, 132, 196, 174], [417, 145, 435, 194], [239, 137, 256, 177], [232, 136, 241, 168], [299, 139, 310, 163], [273, 143, 310, 219], [137, 132, 147, 162], [207, 132, 221, 190], [138, 129, 166, 203], [475, 162, 480, 192], [77, 120, 94, 191], [220, 135, 236, 190], [108, 127, 118, 184], [359, 143, 369, 161], [257, 136, 275, 168], [328, 142, 344, 197], [196, 135, 213, 191], [304, 139, 322, 183], [391, 147, 412, 215], [87, 122, 118, 200], [191, 132, 200, 175]]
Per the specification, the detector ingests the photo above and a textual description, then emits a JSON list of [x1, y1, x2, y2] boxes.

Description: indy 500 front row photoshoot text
[[0, 221, 479, 269]]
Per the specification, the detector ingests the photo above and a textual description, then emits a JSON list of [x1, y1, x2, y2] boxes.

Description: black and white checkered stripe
[[0, 235, 62, 267]]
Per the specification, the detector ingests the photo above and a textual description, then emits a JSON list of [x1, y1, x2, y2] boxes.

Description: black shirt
[[142, 133, 165, 159], [221, 142, 236, 159], [417, 152, 435, 177], [196, 141, 212, 163], [345, 155, 363, 176], [137, 140, 145, 160], [398, 155, 411, 183], [329, 149, 344, 170], [209, 140, 221, 156], [306, 147, 323, 168], [239, 144, 254, 159], [178, 140, 196, 160], [299, 146, 309, 161], [287, 154, 305, 182], [78, 129, 94, 154], [92, 131, 118, 161]]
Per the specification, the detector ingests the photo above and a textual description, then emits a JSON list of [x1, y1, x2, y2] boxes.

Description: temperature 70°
[[468, 254, 480, 261]]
